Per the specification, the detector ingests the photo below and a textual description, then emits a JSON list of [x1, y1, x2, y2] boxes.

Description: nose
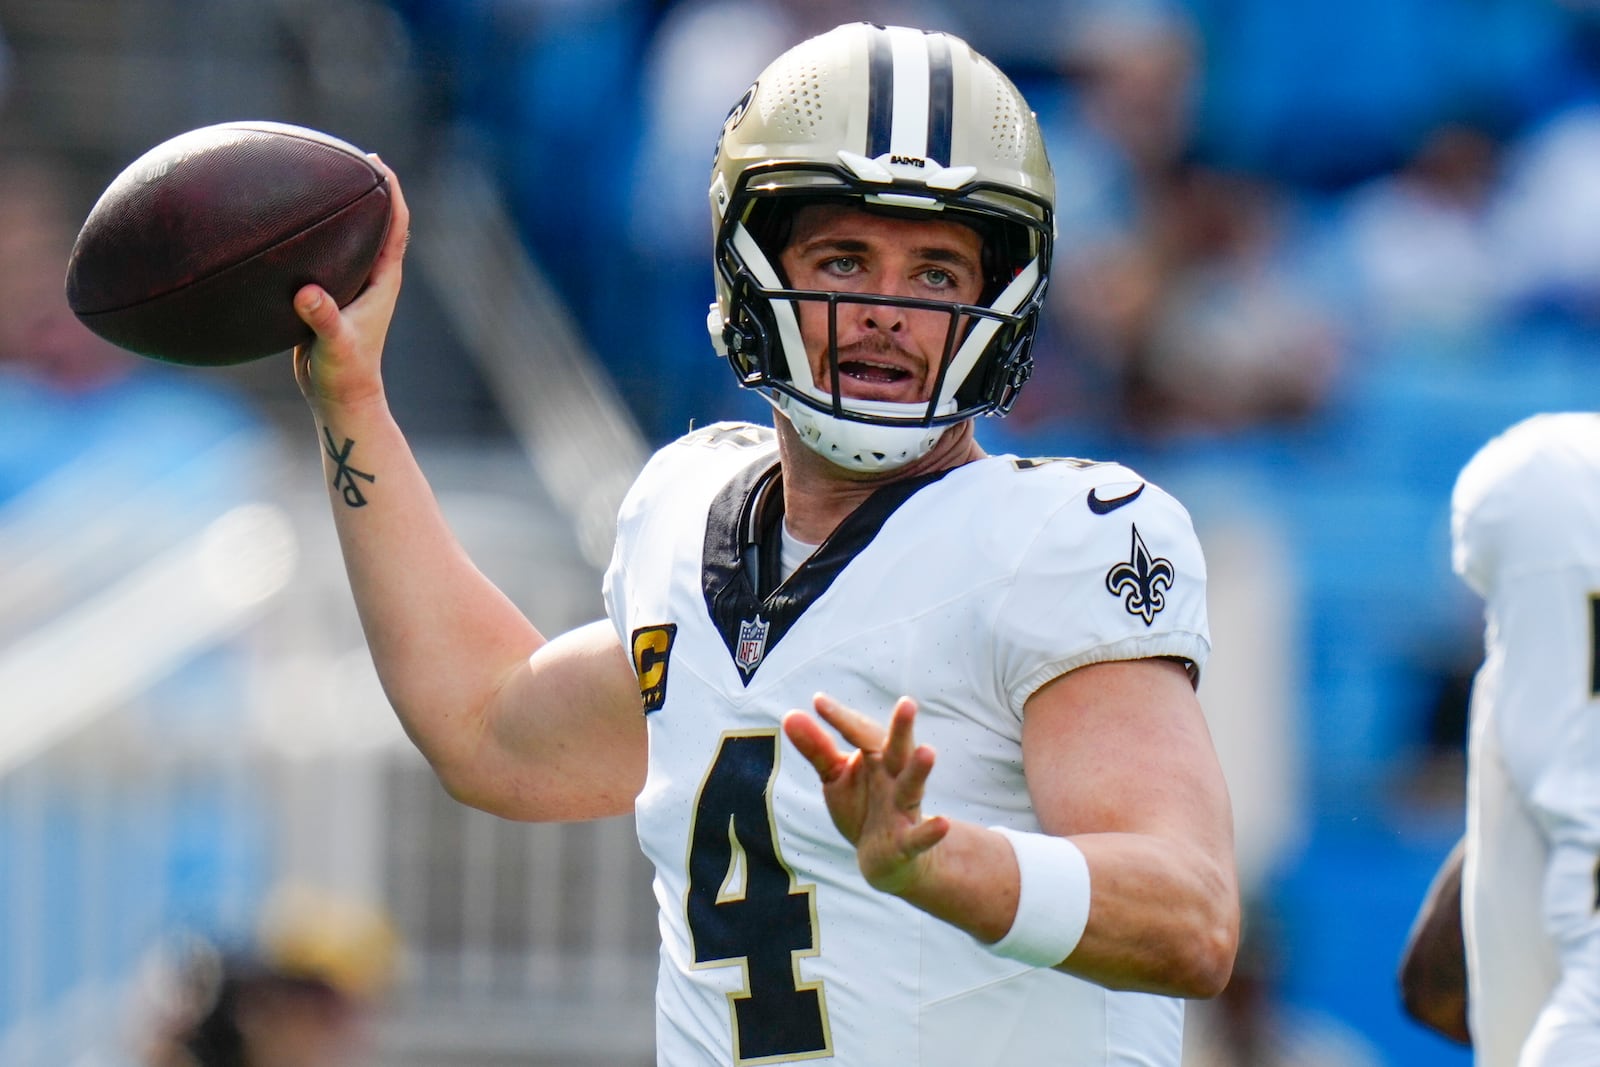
[[857, 296, 907, 334]]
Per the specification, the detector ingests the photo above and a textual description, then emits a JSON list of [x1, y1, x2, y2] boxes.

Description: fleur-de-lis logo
[[1104, 525, 1174, 626]]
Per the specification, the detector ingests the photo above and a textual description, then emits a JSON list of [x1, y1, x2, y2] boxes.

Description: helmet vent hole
[[991, 85, 1025, 161], [767, 62, 826, 139]]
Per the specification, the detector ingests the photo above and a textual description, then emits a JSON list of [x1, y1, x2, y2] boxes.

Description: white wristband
[[987, 826, 1091, 968]]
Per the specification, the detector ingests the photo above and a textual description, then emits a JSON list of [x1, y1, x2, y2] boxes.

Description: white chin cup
[[772, 387, 954, 473]]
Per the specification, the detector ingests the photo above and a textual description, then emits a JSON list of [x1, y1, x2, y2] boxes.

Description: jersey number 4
[[687, 732, 831, 1064]]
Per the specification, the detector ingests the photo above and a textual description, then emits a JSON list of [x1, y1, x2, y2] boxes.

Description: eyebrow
[[795, 236, 979, 271]]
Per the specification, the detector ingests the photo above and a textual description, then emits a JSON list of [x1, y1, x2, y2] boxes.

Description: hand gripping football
[[65, 120, 391, 366]]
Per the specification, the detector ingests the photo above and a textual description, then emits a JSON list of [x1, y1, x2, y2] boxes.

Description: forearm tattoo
[[322, 426, 376, 508]]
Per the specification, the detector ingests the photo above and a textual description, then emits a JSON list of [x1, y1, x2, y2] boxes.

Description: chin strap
[[771, 390, 950, 473]]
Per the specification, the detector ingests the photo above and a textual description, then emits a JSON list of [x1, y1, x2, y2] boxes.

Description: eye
[[822, 256, 861, 277], [920, 263, 978, 296]]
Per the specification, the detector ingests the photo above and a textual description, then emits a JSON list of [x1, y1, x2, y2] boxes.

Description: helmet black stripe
[[865, 25, 895, 159], [925, 33, 954, 166]]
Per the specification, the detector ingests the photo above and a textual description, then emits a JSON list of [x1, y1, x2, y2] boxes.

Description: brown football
[[65, 120, 390, 366]]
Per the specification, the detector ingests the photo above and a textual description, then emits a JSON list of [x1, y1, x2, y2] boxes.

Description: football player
[[1401, 412, 1600, 1065], [293, 22, 1239, 1065]]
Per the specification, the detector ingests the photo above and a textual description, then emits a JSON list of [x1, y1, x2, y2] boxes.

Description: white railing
[[259, 443, 658, 1066], [0, 429, 657, 1066], [0, 425, 294, 1066]]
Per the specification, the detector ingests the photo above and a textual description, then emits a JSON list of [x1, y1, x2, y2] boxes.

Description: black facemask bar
[[713, 162, 1053, 428], [722, 278, 1032, 428]]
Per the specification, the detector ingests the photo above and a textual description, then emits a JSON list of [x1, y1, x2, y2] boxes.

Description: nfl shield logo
[[735, 615, 770, 674]]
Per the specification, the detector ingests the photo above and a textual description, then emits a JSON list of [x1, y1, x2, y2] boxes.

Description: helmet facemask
[[707, 24, 1056, 472]]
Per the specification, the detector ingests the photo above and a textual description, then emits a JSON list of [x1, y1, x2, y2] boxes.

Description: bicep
[[1022, 657, 1240, 994], [454, 619, 649, 822], [1023, 658, 1232, 851]]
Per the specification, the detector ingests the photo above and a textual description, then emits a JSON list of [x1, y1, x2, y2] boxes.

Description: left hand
[[782, 693, 950, 895]]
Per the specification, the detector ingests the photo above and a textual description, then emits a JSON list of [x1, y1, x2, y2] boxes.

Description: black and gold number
[[686, 731, 831, 1064], [1012, 456, 1100, 471]]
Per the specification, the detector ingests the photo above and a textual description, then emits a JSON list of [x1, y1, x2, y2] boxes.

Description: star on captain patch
[[735, 615, 771, 675]]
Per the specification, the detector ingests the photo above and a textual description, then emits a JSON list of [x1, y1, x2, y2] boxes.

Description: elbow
[[426, 744, 546, 822], [418, 724, 527, 820], [1174, 879, 1241, 1000], [1182, 914, 1240, 999], [430, 755, 511, 816], [1106, 893, 1238, 998], [393, 691, 528, 820]]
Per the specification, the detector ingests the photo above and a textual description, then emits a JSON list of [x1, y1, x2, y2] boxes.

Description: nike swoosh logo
[[1087, 483, 1145, 515]]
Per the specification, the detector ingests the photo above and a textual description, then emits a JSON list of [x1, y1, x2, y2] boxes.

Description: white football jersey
[[603, 422, 1211, 1066], [1451, 413, 1600, 1065]]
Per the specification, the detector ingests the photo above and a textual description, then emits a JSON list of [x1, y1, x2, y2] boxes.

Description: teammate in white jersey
[[1401, 413, 1600, 1065], [290, 22, 1239, 1065]]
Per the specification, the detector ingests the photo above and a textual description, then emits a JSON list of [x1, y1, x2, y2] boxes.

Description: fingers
[[782, 709, 847, 784], [294, 284, 339, 336], [796, 693, 937, 804], [293, 155, 407, 404], [892, 741, 937, 814], [883, 696, 918, 776], [904, 813, 951, 855], [369, 155, 411, 281], [787, 695, 946, 891], [296, 156, 407, 343], [812, 692, 890, 753], [814, 692, 922, 773]]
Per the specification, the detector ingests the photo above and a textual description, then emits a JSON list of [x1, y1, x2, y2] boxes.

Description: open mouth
[[839, 358, 912, 385], [830, 356, 925, 404]]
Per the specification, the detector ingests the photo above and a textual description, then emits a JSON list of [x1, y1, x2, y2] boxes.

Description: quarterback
[[1402, 412, 1600, 1065], [293, 22, 1239, 1065]]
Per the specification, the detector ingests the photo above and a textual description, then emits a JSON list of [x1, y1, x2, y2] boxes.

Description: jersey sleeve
[[1451, 428, 1514, 598], [1456, 416, 1600, 822], [1453, 416, 1600, 598], [602, 437, 682, 650], [601, 532, 634, 653], [992, 473, 1212, 715]]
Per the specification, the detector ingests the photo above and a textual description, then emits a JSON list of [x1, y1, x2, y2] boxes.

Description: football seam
[[73, 178, 388, 315]]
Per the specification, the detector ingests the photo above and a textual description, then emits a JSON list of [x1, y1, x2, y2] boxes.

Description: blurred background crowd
[[4, 0, 1600, 1063]]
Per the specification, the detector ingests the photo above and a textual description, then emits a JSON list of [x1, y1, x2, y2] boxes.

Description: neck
[[774, 416, 985, 544]]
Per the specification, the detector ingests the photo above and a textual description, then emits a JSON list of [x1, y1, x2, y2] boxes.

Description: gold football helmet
[[708, 22, 1055, 471]]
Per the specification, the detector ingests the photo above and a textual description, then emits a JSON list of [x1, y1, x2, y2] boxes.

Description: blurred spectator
[[1131, 164, 1342, 437], [136, 884, 399, 1067], [973, 2, 1198, 448], [1015, 4, 1342, 444], [1042, 156, 1340, 443], [1042, 0, 1200, 257], [1493, 101, 1600, 324], [1333, 121, 1508, 344]]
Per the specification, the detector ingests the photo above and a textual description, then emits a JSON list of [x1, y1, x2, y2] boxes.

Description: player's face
[[778, 204, 985, 406]]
